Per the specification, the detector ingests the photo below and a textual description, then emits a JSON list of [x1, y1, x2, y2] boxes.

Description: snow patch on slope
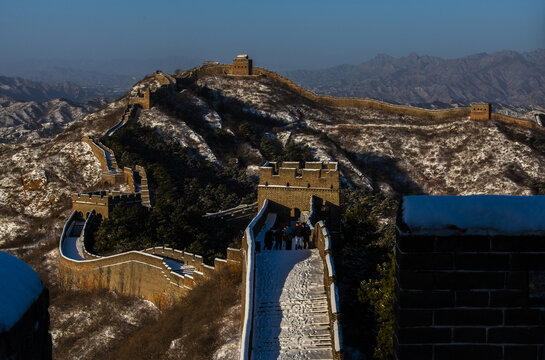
[[137, 108, 219, 164]]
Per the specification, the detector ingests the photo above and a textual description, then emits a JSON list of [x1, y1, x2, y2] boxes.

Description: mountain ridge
[[0, 75, 127, 102], [285, 49, 545, 107]]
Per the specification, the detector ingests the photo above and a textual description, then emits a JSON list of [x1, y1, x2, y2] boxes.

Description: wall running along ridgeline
[[59, 72, 235, 307], [181, 62, 539, 130]]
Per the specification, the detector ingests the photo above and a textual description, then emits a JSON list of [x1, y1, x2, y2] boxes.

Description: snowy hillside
[[0, 98, 127, 245], [0, 97, 107, 143], [2, 67, 545, 359], [193, 75, 545, 195]]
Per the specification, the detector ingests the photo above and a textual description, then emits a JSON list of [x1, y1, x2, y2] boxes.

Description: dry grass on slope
[[102, 265, 242, 360]]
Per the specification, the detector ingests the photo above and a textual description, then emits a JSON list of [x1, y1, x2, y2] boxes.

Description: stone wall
[[314, 220, 344, 360], [491, 112, 538, 130], [231, 55, 252, 75], [59, 212, 241, 308], [82, 136, 109, 172], [135, 165, 152, 207], [129, 88, 151, 109], [240, 199, 271, 360], [395, 227, 545, 359], [72, 191, 141, 219]]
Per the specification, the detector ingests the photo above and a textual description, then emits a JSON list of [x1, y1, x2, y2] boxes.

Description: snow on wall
[[239, 199, 270, 360], [402, 195, 545, 235], [0, 251, 44, 331]]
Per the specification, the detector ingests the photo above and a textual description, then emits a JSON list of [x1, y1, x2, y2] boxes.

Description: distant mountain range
[[0, 65, 143, 102], [0, 97, 107, 143], [285, 49, 545, 107], [21, 67, 137, 91], [0, 76, 88, 102]]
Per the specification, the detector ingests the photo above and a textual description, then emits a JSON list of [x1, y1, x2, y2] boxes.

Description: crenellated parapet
[[259, 161, 339, 190], [72, 191, 141, 219], [257, 161, 340, 229], [181, 56, 540, 130]]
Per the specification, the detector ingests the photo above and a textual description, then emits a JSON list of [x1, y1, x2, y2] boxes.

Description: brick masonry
[[395, 230, 545, 359], [257, 161, 340, 230], [471, 103, 491, 121]]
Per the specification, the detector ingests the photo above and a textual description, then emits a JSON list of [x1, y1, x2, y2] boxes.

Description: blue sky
[[0, 0, 544, 75]]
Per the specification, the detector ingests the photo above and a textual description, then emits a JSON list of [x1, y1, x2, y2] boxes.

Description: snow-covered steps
[[162, 257, 195, 277], [252, 249, 333, 360]]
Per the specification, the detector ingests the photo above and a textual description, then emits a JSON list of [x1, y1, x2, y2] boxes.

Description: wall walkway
[[239, 201, 343, 360]]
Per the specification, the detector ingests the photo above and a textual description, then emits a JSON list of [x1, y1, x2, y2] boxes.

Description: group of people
[[263, 222, 311, 251]]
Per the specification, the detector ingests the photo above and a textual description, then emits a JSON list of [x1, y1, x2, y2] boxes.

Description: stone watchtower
[[231, 54, 252, 75], [257, 161, 340, 230], [129, 88, 151, 110], [470, 102, 490, 120]]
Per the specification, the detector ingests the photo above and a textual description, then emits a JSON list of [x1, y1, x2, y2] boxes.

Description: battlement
[[259, 161, 339, 190], [72, 191, 141, 219], [470, 102, 491, 120], [257, 161, 340, 229]]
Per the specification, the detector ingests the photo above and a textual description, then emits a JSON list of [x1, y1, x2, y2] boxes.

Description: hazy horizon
[[1, 0, 544, 78]]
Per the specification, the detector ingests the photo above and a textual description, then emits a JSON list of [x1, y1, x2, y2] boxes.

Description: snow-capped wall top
[[0, 251, 44, 331], [402, 195, 545, 235]]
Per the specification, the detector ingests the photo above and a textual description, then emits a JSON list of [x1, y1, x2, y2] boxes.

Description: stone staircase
[[252, 249, 333, 360]]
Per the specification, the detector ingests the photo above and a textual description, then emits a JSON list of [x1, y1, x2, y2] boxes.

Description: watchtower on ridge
[[231, 54, 252, 75], [470, 102, 491, 120], [258, 161, 340, 230]]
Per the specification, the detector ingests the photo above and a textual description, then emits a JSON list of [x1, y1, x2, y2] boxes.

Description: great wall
[[56, 55, 545, 359], [184, 57, 542, 130]]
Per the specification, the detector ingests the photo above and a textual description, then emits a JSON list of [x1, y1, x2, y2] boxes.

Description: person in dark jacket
[[274, 227, 282, 250], [294, 222, 304, 250], [303, 223, 311, 249], [283, 226, 292, 250], [264, 229, 274, 250]]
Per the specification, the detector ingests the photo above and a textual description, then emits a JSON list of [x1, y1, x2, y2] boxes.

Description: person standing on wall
[[283, 226, 292, 250], [274, 227, 282, 250], [264, 229, 274, 250], [294, 222, 304, 250], [303, 223, 311, 249]]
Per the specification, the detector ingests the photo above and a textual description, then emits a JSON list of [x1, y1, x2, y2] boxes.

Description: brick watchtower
[[231, 54, 252, 75], [470, 103, 491, 120], [257, 161, 340, 230]]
